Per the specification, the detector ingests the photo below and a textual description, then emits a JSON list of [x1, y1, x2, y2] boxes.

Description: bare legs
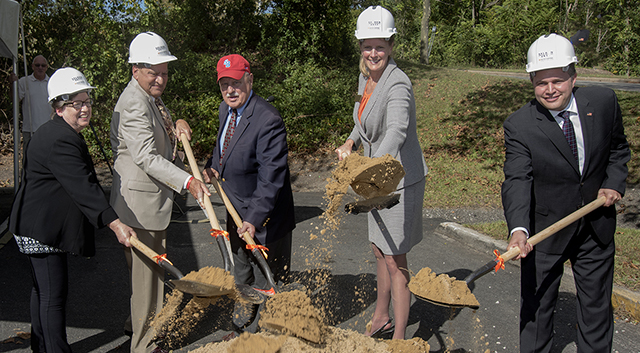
[[366, 243, 410, 340]]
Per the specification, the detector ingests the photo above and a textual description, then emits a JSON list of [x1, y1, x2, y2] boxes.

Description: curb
[[436, 222, 640, 322]]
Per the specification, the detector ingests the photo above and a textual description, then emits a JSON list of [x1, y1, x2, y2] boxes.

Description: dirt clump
[[227, 332, 287, 353], [408, 267, 479, 307], [182, 266, 237, 295], [259, 290, 328, 343], [323, 154, 405, 230], [385, 337, 431, 352]]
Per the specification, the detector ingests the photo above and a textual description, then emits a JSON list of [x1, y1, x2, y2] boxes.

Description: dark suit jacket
[[205, 93, 295, 245], [10, 116, 118, 256], [502, 86, 629, 254]]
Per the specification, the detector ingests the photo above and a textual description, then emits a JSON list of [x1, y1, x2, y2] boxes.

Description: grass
[[396, 60, 640, 291], [399, 61, 640, 208]]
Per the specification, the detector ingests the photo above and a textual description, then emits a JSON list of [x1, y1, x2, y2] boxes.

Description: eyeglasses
[[64, 99, 93, 110], [34, 64, 47, 68]]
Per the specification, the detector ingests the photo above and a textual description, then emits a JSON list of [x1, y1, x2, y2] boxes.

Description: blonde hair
[[358, 36, 395, 78]]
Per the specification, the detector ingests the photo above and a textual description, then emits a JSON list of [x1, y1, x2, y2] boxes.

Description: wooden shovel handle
[[500, 196, 607, 262], [210, 177, 267, 258], [129, 237, 184, 279], [179, 133, 223, 231]]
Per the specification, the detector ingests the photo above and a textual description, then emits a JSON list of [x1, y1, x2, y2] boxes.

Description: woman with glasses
[[9, 67, 136, 353]]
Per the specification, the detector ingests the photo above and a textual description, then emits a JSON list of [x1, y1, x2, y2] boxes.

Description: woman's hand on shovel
[[108, 219, 136, 247], [507, 230, 532, 259]]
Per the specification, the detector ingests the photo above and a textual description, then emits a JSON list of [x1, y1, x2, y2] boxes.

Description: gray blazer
[[110, 78, 190, 230], [349, 58, 428, 188]]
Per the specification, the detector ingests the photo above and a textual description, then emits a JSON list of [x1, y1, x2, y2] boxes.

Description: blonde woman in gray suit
[[336, 6, 428, 340]]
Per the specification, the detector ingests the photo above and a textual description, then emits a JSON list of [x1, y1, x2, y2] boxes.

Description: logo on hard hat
[[537, 50, 554, 62], [224, 59, 232, 68], [367, 20, 381, 29]]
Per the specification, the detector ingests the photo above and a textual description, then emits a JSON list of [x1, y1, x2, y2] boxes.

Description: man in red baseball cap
[[203, 54, 295, 335]]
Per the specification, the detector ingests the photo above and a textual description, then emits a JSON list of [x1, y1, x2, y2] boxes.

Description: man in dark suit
[[203, 54, 295, 332], [502, 33, 630, 352]]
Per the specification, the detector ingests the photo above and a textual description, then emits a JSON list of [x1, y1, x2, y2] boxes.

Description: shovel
[[344, 193, 401, 215], [129, 237, 233, 297], [179, 133, 265, 304], [210, 177, 280, 297], [413, 195, 607, 308]]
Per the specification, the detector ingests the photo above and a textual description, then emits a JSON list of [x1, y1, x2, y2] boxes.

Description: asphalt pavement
[[1, 190, 640, 352]]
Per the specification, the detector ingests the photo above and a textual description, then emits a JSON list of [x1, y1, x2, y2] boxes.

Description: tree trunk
[[420, 0, 431, 64]]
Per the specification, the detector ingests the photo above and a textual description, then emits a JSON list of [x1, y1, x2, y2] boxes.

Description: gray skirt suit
[[348, 59, 428, 255]]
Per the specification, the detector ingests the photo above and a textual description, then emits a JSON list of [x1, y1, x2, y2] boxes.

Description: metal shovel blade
[[170, 279, 235, 297], [344, 193, 400, 215]]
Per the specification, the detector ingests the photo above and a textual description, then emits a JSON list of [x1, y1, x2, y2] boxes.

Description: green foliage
[[262, 61, 358, 154], [259, 0, 356, 69]]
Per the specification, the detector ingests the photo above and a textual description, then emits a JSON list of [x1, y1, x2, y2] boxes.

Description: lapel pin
[[587, 112, 592, 116]]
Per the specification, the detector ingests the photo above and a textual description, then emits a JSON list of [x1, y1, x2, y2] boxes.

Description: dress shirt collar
[[227, 90, 253, 119], [549, 94, 577, 122]]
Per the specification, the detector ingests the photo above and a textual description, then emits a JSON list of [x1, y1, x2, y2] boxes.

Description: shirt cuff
[[183, 175, 194, 190], [509, 227, 530, 239]]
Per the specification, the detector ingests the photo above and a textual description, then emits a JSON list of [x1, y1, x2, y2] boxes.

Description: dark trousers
[[520, 224, 615, 353], [227, 213, 292, 332], [227, 213, 292, 288], [27, 253, 72, 353]]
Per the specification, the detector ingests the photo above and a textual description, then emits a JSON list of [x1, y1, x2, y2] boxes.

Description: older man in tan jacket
[[110, 32, 209, 353]]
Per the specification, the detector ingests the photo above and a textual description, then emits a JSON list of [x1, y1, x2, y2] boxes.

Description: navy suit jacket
[[10, 116, 118, 256], [501, 86, 630, 254], [205, 94, 295, 245]]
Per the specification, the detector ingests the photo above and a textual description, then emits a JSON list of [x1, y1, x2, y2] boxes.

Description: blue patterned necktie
[[560, 110, 578, 162], [220, 109, 237, 166]]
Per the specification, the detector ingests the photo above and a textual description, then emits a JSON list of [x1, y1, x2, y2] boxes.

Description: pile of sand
[[189, 326, 429, 353], [408, 267, 479, 308]]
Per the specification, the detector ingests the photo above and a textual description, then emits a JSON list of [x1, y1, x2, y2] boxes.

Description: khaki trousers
[[124, 228, 166, 353]]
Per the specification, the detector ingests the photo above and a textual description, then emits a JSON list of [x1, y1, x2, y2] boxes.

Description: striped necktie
[[560, 110, 578, 162], [220, 109, 237, 166]]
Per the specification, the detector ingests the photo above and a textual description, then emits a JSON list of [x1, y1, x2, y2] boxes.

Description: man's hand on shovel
[[507, 230, 533, 260], [187, 177, 211, 206]]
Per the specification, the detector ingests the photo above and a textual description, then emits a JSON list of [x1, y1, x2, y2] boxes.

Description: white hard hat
[[355, 6, 397, 40], [128, 31, 177, 65], [526, 33, 578, 73], [47, 67, 96, 103]]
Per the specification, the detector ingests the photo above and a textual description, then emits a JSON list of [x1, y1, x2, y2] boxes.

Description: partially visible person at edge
[[335, 5, 428, 340], [202, 54, 295, 335], [9, 55, 51, 148], [501, 33, 630, 353], [110, 31, 210, 353], [9, 67, 136, 353]]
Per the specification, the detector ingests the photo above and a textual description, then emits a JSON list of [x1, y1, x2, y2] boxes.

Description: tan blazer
[[110, 78, 189, 230]]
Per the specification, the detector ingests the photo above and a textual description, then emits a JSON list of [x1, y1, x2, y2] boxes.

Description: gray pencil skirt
[[367, 177, 425, 255]]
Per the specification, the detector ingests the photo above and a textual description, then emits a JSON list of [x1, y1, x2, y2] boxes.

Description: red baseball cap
[[217, 54, 251, 81]]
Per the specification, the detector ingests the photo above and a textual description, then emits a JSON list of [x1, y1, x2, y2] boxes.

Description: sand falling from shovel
[[150, 266, 236, 347]]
